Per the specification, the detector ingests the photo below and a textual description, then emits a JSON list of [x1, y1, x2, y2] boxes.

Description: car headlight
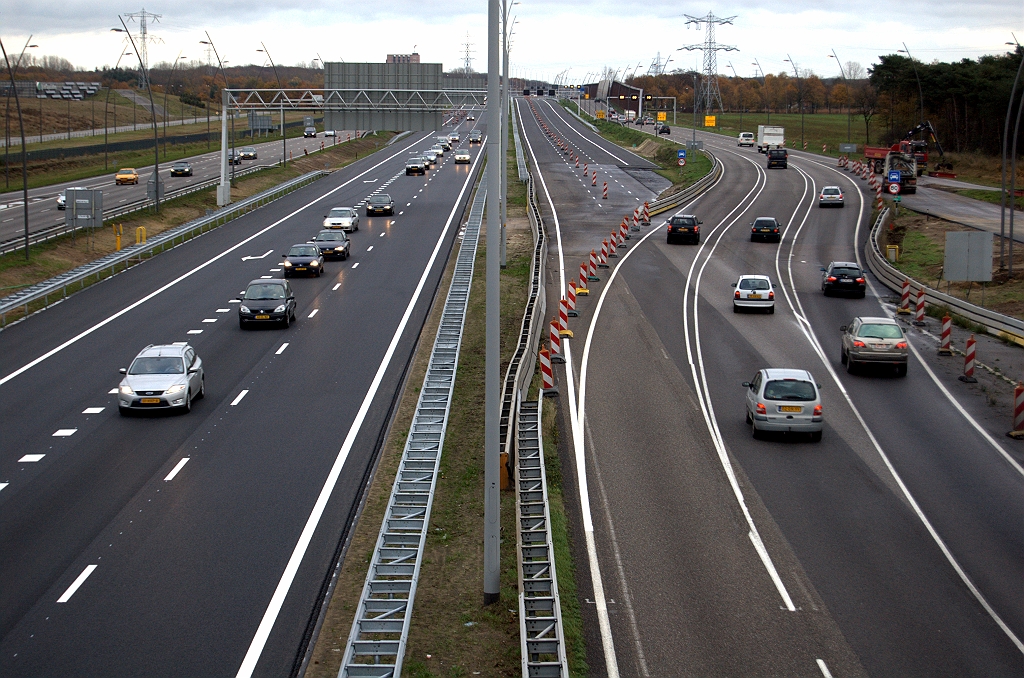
[[120, 384, 134, 395], [166, 384, 186, 394], [335, 246, 345, 251], [274, 304, 287, 313], [283, 261, 292, 267], [240, 305, 251, 314], [310, 260, 319, 267]]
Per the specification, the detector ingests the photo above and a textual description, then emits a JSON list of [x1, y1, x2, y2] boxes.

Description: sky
[[1, 0, 1021, 83]]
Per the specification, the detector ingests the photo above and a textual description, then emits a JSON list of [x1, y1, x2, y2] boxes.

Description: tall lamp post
[[727, 61, 742, 132], [752, 59, 769, 124], [162, 53, 187, 159], [1, 36, 37, 259], [500, 0, 518, 268], [104, 48, 133, 171], [1000, 41, 1024, 270], [112, 18, 163, 213], [3, 37, 35, 192], [784, 55, 804, 149], [257, 43, 285, 165], [897, 43, 925, 123], [829, 50, 851, 143]]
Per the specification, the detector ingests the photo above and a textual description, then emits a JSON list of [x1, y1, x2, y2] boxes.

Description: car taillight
[[773, 228, 779, 233], [693, 226, 699, 233], [827, 276, 837, 282], [768, 291, 774, 299], [813, 404, 822, 416], [756, 403, 767, 415], [856, 277, 865, 283], [896, 341, 907, 349], [735, 290, 741, 299], [819, 194, 825, 199], [752, 227, 757, 232], [853, 340, 866, 348]]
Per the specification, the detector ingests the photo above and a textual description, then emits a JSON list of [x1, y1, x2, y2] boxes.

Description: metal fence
[[0, 169, 328, 326], [647, 148, 722, 216], [338, 169, 486, 678]]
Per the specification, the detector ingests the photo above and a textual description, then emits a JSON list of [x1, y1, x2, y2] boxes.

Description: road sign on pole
[[677, 148, 686, 166], [888, 170, 901, 184], [888, 182, 901, 195]]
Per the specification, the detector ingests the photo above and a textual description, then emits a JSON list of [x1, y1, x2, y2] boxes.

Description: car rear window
[[823, 188, 841, 195], [857, 324, 904, 339], [768, 150, 786, 157], [671, 217, 696, 226], [832, 267, 861, 276], [244, 284, 286, 300], [754, 218, 776, 228], [739, 278, 770, 290], [763, 380, 816, 401], [129, 357, 184, 375]]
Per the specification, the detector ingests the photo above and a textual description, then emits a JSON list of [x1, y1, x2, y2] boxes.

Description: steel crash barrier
[[647, 148, 721, 217], [0, 170, 329, 327], [865, 207, 1024, 344]]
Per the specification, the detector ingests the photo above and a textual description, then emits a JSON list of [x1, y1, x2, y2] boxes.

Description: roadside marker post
[[608, 232, 618, 257], [939, 315, 952, 355], [566, 279, 578, 316], [549, 317, 565, 364], [621, 218, 631, 241], [588, 250, 600, 281], [616, 226, 626, 248], [539, 348, 557, 394], [631, 210, 640, 232], [592, 172, 597, 186], [1010, 382, 1024, 435], [558, 298, 573, 338], [898, 279, 912, 314], [642, 202, 650, 225], [575, 157, 579, 168], [598, 240, 610, 268], [603, 182, 608, 199], [913, 289, 926, 325], [959, 334, 977, 383], [578, 263, 590, 294]]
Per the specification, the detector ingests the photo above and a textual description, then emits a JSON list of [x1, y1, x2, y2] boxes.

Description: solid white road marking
[[275, 343, 289, 354], [817, 659, 834, 678], [53, 429, 77, 437], [0, 483, 7, 492], [332, 283, 341, 291], [82, 407, 104, 414], [108, 388, 118, 394], [187, 329, 203, 335], [234, 135, 483, 678], [230, 390, 249, 406], [19, 454, 45, 462], [351, 263, 359, 269], [164, 457, 190, 481], [308, 309, 318, 318], [56, 564, 97, 603]]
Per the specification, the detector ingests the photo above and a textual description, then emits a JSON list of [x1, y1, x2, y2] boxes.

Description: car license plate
[[141, 398, 160, 404], [779, 406, 802, 413], [256, 314, 270, 320], [873, 343, 888, 349], [295, 267, 307, 271], [748, 294, 761, 300], [761, 228, 771, 232], [841, 279, 852, 283]]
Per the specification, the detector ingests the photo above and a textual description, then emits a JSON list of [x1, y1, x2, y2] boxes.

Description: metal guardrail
[[560, 101, 599, 133], [338, 170, 486, 678], [511, 101, 529, 182], [865, 207, 1024, 343], [0, 169, 328, 326], [515, 395, 568, 677], [647, 148, 722, 217]]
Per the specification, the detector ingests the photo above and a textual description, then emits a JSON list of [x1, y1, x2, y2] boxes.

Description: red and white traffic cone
[[566, 278, 578, 316], [608, 232, 618, 257], [898, 278, 911, 314], [603, 182, 608, 199], [598, 240, 610, 268], [823, 143, 827, 153], [939, 315, 952, 355], [913, 288, 926, 325], [632, 210, 640, 232], [549, 317, 565, 364], [578, 263, 590, 294], [583, 162, 588, 175], [592, 172, 597, 186], [959, 334, 977, 383], [588, 250, 600, 280], [616, 228, 626, 248], [1012, 382, 1024, 432], [575, 157, 580, 168], [621, 218, 631, 241], [539, 348, 557, 394], [642, 202, 650, 224], [559, 298, 574, 337]]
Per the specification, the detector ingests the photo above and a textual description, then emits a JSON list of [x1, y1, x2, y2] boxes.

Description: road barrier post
[[558, 298, 573, 337], [540, 348, 557, 394], [898, 279, 911, 314], [583, 162, 588, 175], [603, 182, 608, 199], [959, 334, 977, 382], [549, 317, 565, 364], [575, 157, 579, 168], [913, 288, 926, 325], [598, 240, 610, 268], [588, 250, 600, 281], [566, 278, 578, 316], [1012, 382, 1024, 433], [608, 232, 618, 257], [621, 219, 630, 242], [577, 263, 590, 295], [592, 172, 597, 186], [632, 209, 640, 232], [939, 315, 952, 355], [135, 226, 146, 244]]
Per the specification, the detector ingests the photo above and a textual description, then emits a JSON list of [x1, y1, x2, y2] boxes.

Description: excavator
[[904, 120, 951, 175]]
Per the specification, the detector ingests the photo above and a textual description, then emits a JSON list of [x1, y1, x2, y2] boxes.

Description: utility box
[[944, 231, 992, 282], [248, 112, 274, 135], [146, 175, 164, 202], [839, 143, 858, 153], [65, 188, 102, 229]]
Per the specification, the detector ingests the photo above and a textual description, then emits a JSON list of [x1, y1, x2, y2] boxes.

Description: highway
[[521, 96, 1024, 676], [0, 131, 357, 245], [0, 118, 484, 676]]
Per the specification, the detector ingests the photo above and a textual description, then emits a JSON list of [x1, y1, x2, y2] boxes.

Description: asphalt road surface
[[0, 131, 359, 245], [0, 118, 485, 676], [522, 96, 1024, 677]]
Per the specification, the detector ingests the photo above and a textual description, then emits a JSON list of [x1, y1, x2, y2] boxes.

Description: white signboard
[[944, 231, 993, 282]]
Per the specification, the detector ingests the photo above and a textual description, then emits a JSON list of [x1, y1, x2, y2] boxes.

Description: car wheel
[[119, 406, 131, 417], [239, 318, 247, 329], [858, 291, 866, 298], [810, 431, 822, 443], [823, 288, 830, 297], [745, 409, 752, 425], [751, 419, 762, 440], [896, 364, 908, 377], [840, 348, 847, 365], [282, 313, 290, 329], [197, 377, 206, 399], [768, 305, 775, 315], [182, 392, 191, 414], [846, 357, 857, 374], [750, 234, 756, 242], [733, 303, 740, 313]]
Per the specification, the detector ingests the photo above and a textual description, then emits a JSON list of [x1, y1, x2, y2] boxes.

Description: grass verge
[[0, 133, 394, 320], [955, 188, 1024, 211], [881, 207, 1024, 319]]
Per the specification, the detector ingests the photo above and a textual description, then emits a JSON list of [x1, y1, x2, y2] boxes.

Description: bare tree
[[852, 80, 878, 144]]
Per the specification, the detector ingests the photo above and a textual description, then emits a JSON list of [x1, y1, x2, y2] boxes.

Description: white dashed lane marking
[[260, 276, 272, 279], [187, 330, 203, 335], [308, 309, 318, 318], [202, 319, 217, 323], [216, 308, 230, 313], [230, 390, 249, 406], [57, 564, 97, 603], [82, 407, 104, 414], [379, 232, 385, 237], [367, 246, 373, 252], [351, 263, 360, 269], [332, 283, 341, 291], [19, 454, 45, 462], [164, 457, 190, 481], [276, 343, 289, 355], [0, 483, 7, 492], [53, 429, 77, 437]]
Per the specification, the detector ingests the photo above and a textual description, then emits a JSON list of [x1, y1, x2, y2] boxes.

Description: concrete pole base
[[216, 184, 232, 207]]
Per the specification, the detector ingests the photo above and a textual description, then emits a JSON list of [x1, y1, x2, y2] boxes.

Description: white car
[[449, 132, 461, 143], [454, 150, 471, 163], [743, 368, 823, 441], [430, 144, 445, 156], [738, 132, 755, 147], [118, 343, 205, 415], [819, 186, 845, 208], [56, 186, 89, 210], [324, 130, 336, 137], [732, 275, 775, 313], [422, 150, 438, 166], [323, 207, 360, 232]]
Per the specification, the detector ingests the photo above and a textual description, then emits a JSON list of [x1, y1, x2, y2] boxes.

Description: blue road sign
[[678, 149, 687, 160], [888, 170, 901, 183]]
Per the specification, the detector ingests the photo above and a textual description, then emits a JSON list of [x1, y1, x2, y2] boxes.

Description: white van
[[738, 132, 755, 147]]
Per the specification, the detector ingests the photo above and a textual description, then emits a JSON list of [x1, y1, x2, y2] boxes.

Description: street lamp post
[[104, 48, 133, 171], [113, 17, 163, 213], [727, 61, 742, 132], [1, 36, 37, 259], [898, 43, 925, 123], [257, 44, 285, 166], [1000, 42, 1024, 270], [500, 0, 519, 268], [829, 50, 851, 143], [162, 53, 187, 160], [752, 59, 769, 124], [3, 38, 36, 190], [784, 55, 804, 149]]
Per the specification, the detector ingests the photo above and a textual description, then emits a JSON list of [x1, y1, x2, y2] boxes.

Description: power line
[[677, 12, 737, 117], [124, 8, 163, 88], [462, 33, 475, 73]]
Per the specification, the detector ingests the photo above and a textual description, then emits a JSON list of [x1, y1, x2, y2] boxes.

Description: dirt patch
[[633, 139, 660, 159]]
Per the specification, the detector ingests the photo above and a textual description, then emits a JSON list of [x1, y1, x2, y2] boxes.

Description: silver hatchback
[[118, 343, 205, 415], [840, 316, 908, 376], [743, 368, 823, 441]]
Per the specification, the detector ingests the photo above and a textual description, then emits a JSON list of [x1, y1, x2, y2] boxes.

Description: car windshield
[[288, 246, 319, 257], [315, 232, 345, 241], [242, 147, 255, 153], [244, 284, 286, 300], [739, 278, 770, 290], [671, 217, 696, 226], [329, 208, 354, 218], [173, 163, 188, 168], [118, 169, 134, 173], [754, 219, 776, 228], [370, 195, 391, 204], [832, 267, 860, 276], [858, 324, 904, 339], [763, 380, 816, 401], [129, 356, 184, 375], [823, 188, 841, 195]]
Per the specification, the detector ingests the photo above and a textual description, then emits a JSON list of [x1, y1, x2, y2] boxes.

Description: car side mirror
[[119, 368, 127, 374], [731, 283, 737, 287], [698, 221, 703, 224], [188, 367, 198, 374], [840, 325, 847, 332], [819, 267, 826, 271], [281, 253, 287, 257], [288, 295, 295, 300]]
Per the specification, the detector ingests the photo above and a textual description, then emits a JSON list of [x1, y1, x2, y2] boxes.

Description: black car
[[238, 146, 257, 160], [238, 279, 296, 328], [312, 229, 351, 259], [170, 161, 193, 177], [750, 217, 782, 242], [469, 131, 483, 143], [667, 214, 701, 244], [227, 150, 242, 165], [406, 157, 427, 175], [766, 148, 788, 169], [658, 125, 671, 135], [821, 261, 867, 297], [366, 194, 395, 216], [282, 244, 325, 277]]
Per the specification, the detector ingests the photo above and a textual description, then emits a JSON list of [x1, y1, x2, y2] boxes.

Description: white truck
[[757, 125, 785, 153]]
